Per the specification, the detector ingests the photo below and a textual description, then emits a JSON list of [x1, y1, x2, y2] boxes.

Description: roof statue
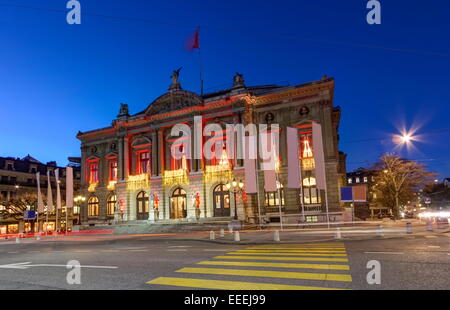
[[233, 72, 245, 88], [169, 67, 183, 91], [117, 103, 130, 119]]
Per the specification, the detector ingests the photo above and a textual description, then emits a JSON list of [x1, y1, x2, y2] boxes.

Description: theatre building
[[76, 72, 346, 226]]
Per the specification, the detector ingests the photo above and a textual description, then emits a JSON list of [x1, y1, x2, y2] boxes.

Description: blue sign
[[340, 187, 353, 202], [23, 210, 37, 220]]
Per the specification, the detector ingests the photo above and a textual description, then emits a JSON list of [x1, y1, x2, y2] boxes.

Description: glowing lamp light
[[232, 179, 237, 188], [226, 183, 231, 190], [238, 180, 244, 189]]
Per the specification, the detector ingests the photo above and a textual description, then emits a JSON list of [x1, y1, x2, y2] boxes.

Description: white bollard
[[209, 231, 215, 240], [426, 221, 433, 232], [335, 227, 342, 239], [220, 229, 225, 238], [234, 231, 240, 242], [406, 222, 413, 234], [274, 230, 280, 242], [376, 224, 384, 237], [15, 237, 20, 244]]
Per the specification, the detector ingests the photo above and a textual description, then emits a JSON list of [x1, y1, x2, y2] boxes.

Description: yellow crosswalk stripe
[[425, 235, 438, 238], [227, 252, 347, 257], [147, 277, 347, 290], [176, 267, 352, 282], [198, 260, 350, 270], [214, 255, 348, 262], [238, 249, 347, 253]]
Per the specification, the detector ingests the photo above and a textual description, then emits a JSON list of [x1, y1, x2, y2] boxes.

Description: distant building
[[346, 168, 389, 219], [0, 155, 81, 234]]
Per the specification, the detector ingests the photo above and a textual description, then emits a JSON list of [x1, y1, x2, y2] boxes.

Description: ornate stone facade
[[76, 73, 346, 226]]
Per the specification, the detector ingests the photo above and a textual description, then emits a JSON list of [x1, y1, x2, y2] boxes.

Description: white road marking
[[129, 249, 148, 252], [101, 250, 120, 252], [7, 252, 18, 254], [74, 250, 91, 253], [29, 251, 41, 253], [167, 249, 187, 252], [168, 246, 192, 248], [364, 251, 404, 255], [0, 262, 118, 270]]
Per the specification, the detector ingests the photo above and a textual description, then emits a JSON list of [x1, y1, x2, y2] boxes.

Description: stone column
[[124, 136, 130, 179], [118, 136, 124, 181], [158, 129, 165, 176], [151, 131, 158, 176]]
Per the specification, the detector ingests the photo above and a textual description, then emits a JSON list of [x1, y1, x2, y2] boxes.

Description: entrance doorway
[[213, 184, 230, 217], [170, 188, 187, 219], [136, 191, 149, 220]]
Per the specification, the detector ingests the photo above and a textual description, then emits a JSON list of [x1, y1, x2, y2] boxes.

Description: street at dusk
[[1, 0, 450, 298], [0, 222, 449, 290]]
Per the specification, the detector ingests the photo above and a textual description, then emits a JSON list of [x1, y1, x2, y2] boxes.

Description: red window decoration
[[299, 127, 315, 170], [109, 161, 118, 181], [171, 145, 188, 171], [139, 152, 150, 174], [89, 162, 98, 184]]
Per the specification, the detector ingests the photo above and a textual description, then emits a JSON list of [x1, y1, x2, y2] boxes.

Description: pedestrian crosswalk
[[146, 242, 353, 290]]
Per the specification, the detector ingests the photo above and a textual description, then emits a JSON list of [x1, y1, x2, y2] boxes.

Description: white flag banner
[[287, 127, 301, 189], [55, 168, 62, 210], [36, 172, 45, 213], [46, 171, 54, 213], [312, 122, 327, 190], [66, 166, 74, 209]]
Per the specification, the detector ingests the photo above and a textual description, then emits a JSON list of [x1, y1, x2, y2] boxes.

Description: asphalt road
[[0, 234, 449, 290]]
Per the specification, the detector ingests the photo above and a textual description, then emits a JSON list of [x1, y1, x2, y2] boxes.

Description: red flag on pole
[[185, 29, 200, 51]]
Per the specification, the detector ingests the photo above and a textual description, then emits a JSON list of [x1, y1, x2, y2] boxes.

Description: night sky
[[1, 0, 449, 176]]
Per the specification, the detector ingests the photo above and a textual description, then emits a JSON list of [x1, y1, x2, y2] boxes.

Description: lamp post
[[74, 195, 86, 226], [226, 178, 244, 221]]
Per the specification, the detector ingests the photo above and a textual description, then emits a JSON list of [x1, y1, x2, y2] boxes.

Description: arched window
[[303, 176, 321, 204], [265, 182, 285, 207], [170, 188, 187, 219], [88, 196, 99, 216], [107, 194, 117, 216], [136, 191, 149, 220]]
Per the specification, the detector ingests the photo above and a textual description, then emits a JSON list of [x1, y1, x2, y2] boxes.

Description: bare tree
[[372, 154, 436, 219]]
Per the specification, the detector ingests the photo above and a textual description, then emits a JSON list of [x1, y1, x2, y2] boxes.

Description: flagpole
[[198, 47, 204, 96], [255, 157, 262, 230], [196, 27, 204, 96]]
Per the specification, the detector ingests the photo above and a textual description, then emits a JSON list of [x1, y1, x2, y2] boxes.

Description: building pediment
[[145, 90, 203, 116]]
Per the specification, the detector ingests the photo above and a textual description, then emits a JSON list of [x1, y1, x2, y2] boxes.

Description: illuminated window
[[88, 196, 99, 217], [139, 152, 150, 174], [109, 161, 118, 181], [303, 177, 321, 205], [348, 178, 353, 184], [265, 182, 285, 207], [107, 194, 117, 215], [298, 127, 315, 170], [363, 177, 368, 183], [355, 177, 360, 183], [89, 162, 99, 184], [172, 145, 188, 171]]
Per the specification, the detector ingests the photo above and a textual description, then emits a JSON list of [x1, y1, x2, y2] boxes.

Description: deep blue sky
[[1, 0, 449, 176]]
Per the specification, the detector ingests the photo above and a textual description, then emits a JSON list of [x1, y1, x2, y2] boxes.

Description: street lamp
[[226, 178, 244, 220], [74, 195, 86, 225]]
